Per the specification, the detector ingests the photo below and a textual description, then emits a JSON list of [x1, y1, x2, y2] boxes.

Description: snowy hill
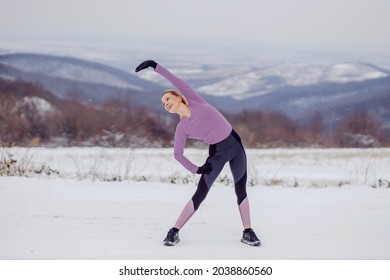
[[195, 62, 389, 99], [1, 53, 390, 127], [175, 62, 390, 127], [0, 53, 165, 109], [0, 53, 153, 90], [229, 73, 390, 126]]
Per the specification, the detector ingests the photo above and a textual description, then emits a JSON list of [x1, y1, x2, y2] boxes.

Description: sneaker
[[241, 228, 261, 246], [163, 228, 180, 246]]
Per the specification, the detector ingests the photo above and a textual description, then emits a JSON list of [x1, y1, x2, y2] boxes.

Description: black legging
[[192, 129, 248, 210]]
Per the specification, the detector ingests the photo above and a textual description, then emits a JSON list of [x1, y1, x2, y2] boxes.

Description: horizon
[[1, 36, 390, 72]]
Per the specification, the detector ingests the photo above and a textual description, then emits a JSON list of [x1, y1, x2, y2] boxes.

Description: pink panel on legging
[[238, 197, 251, 229], [174, 199, 196, 229]]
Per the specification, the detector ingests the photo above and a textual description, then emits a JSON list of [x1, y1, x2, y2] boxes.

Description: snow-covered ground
[[1, 147, 390, 260]]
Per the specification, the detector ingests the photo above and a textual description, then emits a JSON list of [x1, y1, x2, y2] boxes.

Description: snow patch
[[324, 63, 388, 83], [18, 96, 56, 117]]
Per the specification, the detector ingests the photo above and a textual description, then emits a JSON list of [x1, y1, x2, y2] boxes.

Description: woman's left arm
[[173, 125, 199, 173], [135, 60, 206, 104]]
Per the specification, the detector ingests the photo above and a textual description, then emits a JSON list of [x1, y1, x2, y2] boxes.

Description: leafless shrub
[[371, 179, 390, 188], [0, 147, 59, 177]]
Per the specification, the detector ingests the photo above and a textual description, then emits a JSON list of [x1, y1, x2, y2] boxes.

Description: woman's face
[[161, 92, 182, 113]]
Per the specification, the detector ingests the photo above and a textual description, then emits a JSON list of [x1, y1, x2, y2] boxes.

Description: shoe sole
[[241, 238, 261, 246], [164, 238, 180, 246]]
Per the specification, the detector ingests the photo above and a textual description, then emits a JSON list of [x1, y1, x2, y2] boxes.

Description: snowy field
[[1, 147, 390, 260]]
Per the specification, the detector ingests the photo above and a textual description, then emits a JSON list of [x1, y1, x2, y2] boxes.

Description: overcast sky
[[1, 0, 390, 56]]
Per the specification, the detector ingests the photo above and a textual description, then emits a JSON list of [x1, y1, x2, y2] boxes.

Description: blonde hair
[[162, 89, 189, 107]]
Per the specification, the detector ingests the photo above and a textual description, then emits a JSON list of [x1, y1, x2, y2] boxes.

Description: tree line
[[1, 78, 389, 148]]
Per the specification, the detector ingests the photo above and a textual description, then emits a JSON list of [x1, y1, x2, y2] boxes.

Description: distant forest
[[1, 78, 389, 148]]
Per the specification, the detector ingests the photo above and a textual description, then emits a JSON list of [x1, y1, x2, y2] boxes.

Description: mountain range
[[1, 53, 389, 128], [0, 53, 165, 110]]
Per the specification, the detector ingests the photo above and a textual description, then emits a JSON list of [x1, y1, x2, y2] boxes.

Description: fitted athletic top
[[155, 64, 232, 173]]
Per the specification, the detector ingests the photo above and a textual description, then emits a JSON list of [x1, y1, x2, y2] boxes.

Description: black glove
[[196, 162, 212, 175], [135, 60, 157, 72]]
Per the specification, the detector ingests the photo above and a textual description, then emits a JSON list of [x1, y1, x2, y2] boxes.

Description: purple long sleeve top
[[155, 64, 232, 173]]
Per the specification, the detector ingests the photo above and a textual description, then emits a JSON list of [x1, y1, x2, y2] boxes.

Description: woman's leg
[[229, 133, 251, 229], [173, 199, 195, 229], [173, 153, 227, 229]]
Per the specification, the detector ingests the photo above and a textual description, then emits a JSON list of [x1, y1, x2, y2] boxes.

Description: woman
[[135, 60, 261, 246]]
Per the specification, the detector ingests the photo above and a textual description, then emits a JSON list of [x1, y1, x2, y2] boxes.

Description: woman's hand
[[196, 162, 212, 175], [135, 60, 157, 72]]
